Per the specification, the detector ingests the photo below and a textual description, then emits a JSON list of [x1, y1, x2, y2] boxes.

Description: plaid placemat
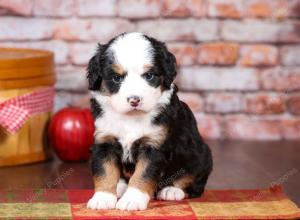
[[0, 186, 299, 220]]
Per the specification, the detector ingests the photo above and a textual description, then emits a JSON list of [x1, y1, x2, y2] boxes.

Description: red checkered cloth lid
[[0, 87, 54, 133]]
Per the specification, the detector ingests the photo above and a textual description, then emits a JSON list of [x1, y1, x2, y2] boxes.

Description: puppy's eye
[[112, 75, 123, 83], [144, 72, 154, 81]]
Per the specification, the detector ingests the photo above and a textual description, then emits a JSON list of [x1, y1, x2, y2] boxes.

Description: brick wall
[[1, 0, 300, 140]]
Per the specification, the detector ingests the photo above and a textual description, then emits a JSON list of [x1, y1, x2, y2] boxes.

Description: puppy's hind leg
[[185, 173, 210, 198], [157, 175, 193, 201]]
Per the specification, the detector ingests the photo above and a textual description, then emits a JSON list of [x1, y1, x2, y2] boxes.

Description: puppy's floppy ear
[[87, 43, 104, 90], [157, 41, 177, 89]]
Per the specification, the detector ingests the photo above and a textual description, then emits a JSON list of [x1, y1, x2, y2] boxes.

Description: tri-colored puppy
[[87, 32, 213, 211]]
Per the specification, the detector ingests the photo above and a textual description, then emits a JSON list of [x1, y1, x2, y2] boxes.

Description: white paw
[[116, 187, 150, 211], [87, 191, 117, 210], [157, 186, 185, 201], [116, 179, 128, 198]]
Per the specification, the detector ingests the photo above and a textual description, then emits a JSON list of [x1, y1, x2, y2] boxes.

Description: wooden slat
[[0, 89, 19, 158], [0, 74, 55, 89], [0, 66, 55, 80], [17, 88, 31, 156], [30, 112, 50, 153], [0, 48, 54, 70]]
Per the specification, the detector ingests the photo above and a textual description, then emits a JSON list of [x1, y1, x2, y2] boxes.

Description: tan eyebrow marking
[[143, 64, 152, 71], [94, 133, 117, 144], [112, 64, 126, 75]]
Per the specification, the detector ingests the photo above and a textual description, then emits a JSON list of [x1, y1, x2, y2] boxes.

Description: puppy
[[87, 32, 213, 211]]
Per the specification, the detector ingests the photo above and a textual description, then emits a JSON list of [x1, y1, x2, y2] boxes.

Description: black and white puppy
[[87, 32, 212, 211]]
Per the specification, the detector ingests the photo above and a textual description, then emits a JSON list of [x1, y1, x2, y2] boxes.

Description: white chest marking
[[95, 110, 163, 162], [92, 84, 174, 162]]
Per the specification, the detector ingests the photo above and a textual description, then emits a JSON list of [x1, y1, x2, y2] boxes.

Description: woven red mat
[[0, 186, 299, 220]]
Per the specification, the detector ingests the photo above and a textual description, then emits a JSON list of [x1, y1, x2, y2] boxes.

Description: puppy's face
[[88, 33, 177, 114]]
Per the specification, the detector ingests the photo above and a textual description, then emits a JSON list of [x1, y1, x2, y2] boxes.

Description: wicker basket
[[0, 48, 56, 167]]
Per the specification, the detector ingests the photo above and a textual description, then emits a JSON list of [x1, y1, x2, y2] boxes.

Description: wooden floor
[[0, 140, 299, 206]]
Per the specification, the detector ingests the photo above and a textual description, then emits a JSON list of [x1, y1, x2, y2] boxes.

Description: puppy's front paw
[[157, 186, 185, 201], [87, 191, 117, 210], [116, 187, 150, 211]]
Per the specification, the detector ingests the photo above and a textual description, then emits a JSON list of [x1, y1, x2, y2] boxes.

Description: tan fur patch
[[128, 159, 156, 197], [94, 160, 120, 194], [143, 64, 152, 72], [134, 127, 168, 148], [94, 133, 117, 144], [173, 175, 194, 189], [112, 64, 125, 75], [100, 84, 111, 96]]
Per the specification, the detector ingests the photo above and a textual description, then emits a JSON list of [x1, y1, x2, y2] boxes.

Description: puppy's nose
[[127, 96, 141, 107]]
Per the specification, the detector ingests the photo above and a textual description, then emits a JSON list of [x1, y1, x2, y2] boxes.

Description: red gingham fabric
[[0, 87, 54, 133]]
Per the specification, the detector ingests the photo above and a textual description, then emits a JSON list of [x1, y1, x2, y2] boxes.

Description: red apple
[[48, 107, 95, 162]]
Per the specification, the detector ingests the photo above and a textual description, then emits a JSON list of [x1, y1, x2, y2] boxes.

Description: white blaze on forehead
[[109, 32, 153, 72]]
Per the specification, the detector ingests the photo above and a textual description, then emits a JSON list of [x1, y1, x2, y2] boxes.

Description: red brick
[[290, 0, 300, 17], [195, 113, 222, 139], [224, 116, 281, 140], [71, 93, 91, 108], [208, 0, 243, 18], [70, 42, 96, 66], [192, 19, 220, 42], [240, 45, 278, 67], [0, 8, 8, 15], [261, 67, 300, 91], [287, 94, 300, 115], [245, 0, 290, 18], [209, 0, 291, 19], [0, 17, 54, 40], [281, 118, 300, 139], [178, 67, 259, 91], [279, 20, 300, 43], [205, 93, 242, 113], [137, 19, 193, 41], [281, 46, 300, 66], [54, 18, 134, 42], [168, 43, 197, 66], [77, 0, 117, 17], [197, 43, 239, 65], [56, 66, 88, 92], [137, 19, 219, 42], [54, 92, 72, 111], [177, 92, 203, 112], [162, 0, 206, 17], [222, 20, 300, 43], [0, 0, 33, 15], [33, 0, 74, 17], [54, 92, 91, 111], [245, 93, 285, 114], [246, 1, 272, 18], [118, 0, 161, 18]]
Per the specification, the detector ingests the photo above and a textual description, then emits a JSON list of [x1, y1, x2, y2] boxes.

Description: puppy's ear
[[87, 44, 104, 90], [157, 42, 177, 89]]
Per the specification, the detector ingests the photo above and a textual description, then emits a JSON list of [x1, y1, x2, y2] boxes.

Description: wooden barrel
[[0, 48, 56, 167]]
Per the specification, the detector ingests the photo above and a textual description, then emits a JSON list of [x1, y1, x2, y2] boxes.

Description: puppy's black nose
[[127, 96, 141, 107]]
